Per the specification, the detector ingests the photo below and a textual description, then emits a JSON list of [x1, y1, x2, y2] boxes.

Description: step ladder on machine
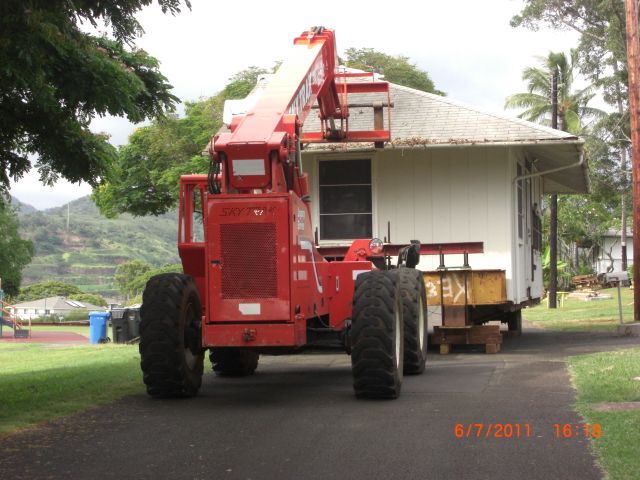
[[0, 287, 31, 339]]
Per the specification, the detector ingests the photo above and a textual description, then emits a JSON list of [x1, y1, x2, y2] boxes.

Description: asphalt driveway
[[0, 326, 637, 480]]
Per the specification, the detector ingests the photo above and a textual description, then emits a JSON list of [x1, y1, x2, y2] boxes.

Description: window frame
[[316, 157, 374, 241]]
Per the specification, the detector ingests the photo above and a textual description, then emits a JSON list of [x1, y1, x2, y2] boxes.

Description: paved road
[[1, 327, 638, 480]]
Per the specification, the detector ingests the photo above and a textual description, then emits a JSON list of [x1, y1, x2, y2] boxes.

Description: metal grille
[[221, 223, 278, 299]]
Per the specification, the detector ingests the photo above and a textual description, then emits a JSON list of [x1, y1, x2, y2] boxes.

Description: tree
[[343, 48, 444, 95], [511, 0, 632, 270], [69, 293, 108, 307], [0, 202, 34, 297], [505, 51, 603, 306], [94, 52, 444, 217], [126, 263, 183, 297], [511, 0, 627, 106], [505, 51, 603, 133], [93, 67, 268, 217], [0, 0, 190, 197], [115, 262, 182, 304], [114, 259, 151, 298], [16, 281, 80, 302]]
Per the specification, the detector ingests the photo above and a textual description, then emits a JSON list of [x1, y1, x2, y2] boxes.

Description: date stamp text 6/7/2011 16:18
[[453, 423, 602, 439]]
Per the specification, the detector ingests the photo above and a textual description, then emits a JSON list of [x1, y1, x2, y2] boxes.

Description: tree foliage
[[0, 0, 190, 197], [343, 48, 444, 95], [505, 51, 604, 133], [126, 263, 183, 297], [93, 67, 267, 216], [114, 259, 151, 297], [114, 259, 181, 299], [16, 280, 80, 302], [511, 0, 632, 266], [69, 293, 108, 307], [505, 49, 612, 276], [94, 49, 444, 217], [511, 0, 627, 90], [0, 202, 34, 297]]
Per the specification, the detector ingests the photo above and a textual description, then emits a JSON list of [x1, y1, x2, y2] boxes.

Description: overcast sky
[[10, 0, 583, 210]]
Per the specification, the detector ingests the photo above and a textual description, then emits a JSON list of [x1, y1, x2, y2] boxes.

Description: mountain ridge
[[17, 196, 180, 297]]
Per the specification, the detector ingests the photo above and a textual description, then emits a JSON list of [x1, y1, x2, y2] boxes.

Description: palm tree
[[505, 51, 604, 308], [505, 51, 603, 134]]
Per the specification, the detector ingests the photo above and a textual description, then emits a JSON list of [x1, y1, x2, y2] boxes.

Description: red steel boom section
[[210, 26, 391, 196]]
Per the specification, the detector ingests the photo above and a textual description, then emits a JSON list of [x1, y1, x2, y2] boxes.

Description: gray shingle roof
[[216, 73, 587, 193], [10, 296, 105, 311], [301, 80, 587, 193], [303, 82, 579, 145]]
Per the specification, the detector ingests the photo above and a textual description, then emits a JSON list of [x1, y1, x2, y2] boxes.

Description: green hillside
[[10, 195, 37, 215], [17, 196, 179, 298]]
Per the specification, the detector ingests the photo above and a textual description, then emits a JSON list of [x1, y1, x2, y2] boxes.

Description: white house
[[595, 229, 633, 273], [301, 81, 587, 325], [9, 296, 106, 320]]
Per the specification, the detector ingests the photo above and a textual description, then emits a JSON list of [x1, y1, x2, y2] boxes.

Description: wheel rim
[[183, 301, 198, 370], [394, 300, 401, 369]]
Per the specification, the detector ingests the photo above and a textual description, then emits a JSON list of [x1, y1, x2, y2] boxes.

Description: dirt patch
[[0, 330, 87, 344], [592, 401, 640, 412]]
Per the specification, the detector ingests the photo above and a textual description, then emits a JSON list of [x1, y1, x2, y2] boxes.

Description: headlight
[[369, 238, 384, 255]]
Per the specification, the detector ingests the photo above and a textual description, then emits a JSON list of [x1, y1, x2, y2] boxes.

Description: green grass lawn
[[0, 343, 143, 436], [569, 348, 640, 480], [523, 287, 634, 332]]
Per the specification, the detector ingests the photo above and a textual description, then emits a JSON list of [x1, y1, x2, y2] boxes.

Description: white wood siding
[[596, 235, 633, 273], [303, 146, 542, 304]]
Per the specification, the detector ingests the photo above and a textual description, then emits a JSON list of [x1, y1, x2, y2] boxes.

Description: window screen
[[319, 159, 372, 240]]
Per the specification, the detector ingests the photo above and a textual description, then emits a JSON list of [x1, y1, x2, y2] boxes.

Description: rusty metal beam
[[317, 241, 484, 258]]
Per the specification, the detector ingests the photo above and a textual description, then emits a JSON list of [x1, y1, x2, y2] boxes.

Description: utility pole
[[621, 148, 628, 271], [549, 67, 559, 309], [626, 0, 640, 321]]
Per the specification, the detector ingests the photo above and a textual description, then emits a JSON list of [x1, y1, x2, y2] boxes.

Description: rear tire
[[393, 268, 428, 374], [139, 273, 204, 397], [350, 270, 404, 399], [209, 348, 259, 376]]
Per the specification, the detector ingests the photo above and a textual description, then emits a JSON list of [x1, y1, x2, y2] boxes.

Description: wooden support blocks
[[432, 325, 502, 354]]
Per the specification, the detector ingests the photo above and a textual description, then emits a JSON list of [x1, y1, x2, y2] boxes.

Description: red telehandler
[[139, 27, 428, 399]]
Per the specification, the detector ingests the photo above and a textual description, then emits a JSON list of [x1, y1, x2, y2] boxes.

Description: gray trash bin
[[110, 308, 130, 344], [127, 308, 141, 339]]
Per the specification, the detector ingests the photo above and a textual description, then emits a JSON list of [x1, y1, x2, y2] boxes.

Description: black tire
[[392, 268, 428, 374], [350, 270, 404, 399], [209, 348, 259, 376], [139, 273, 204, 397]]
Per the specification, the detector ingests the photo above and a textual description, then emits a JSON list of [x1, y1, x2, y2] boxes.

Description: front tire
[[139, 273, 204, 397], [209, 348, 259, 376], [350, 270, 404, 399]]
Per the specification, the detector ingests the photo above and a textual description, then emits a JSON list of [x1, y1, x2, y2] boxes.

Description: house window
[[319, 159, 372, 240]]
